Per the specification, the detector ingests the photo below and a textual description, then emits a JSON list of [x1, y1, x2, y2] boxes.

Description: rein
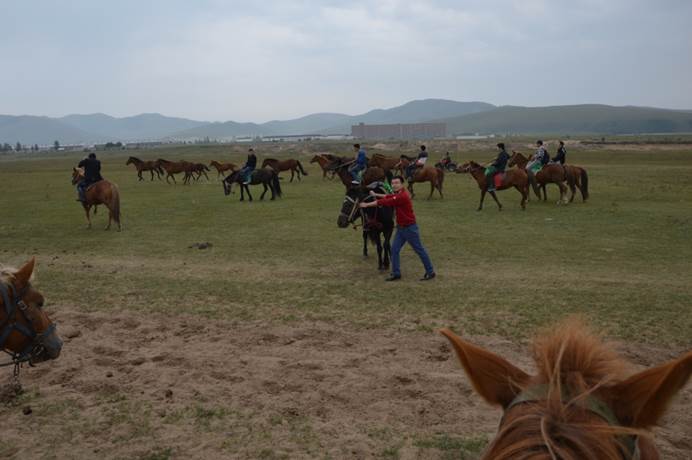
[[503, 384, 640, 459]]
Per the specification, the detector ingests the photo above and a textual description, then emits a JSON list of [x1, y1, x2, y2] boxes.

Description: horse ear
[[440, 328, 531, 408], [14, 257, 36, 288], [607, 351, 692, 428]]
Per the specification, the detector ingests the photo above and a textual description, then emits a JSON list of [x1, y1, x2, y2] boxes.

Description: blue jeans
[[391, 223, 434, 277], [240, 166, 254, 182], [350, 164, 364, 181]]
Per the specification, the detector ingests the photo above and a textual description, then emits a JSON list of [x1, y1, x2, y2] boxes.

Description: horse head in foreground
[[440, 319, 691, 459], [1, 258, 62, 367]]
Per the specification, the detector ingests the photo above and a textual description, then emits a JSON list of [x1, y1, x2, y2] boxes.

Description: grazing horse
[[440, 318, 692, 459], [509, 151, 579, 204], [369, 153, 403, 174], [1, 258, 63, 367], [125, 156, 163, 181], [71, 167, 122, 231], [457, 161, 528, 211], [310, 154, 336, 180], [328, 157, 386, 190], [337, 185, 394, 271], [261, 158, 308, 182], [156, 159, 190, 185], [399, 155, 444, 199], [209, 160, 238, 178], [222, 167, 282, 201]]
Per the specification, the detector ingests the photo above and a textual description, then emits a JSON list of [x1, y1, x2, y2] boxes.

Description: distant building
[[351, 122, 446, 140]]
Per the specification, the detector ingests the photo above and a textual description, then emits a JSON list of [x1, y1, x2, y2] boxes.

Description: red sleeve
[[376, 194, 400, 207]]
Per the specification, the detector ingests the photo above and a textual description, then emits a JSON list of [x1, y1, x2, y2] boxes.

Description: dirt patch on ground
[[1, 308, 690, 459]]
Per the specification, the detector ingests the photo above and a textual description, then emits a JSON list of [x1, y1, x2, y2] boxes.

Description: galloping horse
[[310, 154, 336, 180], [71, 167, 122, 231], [125, 156, 163, 181], [509, 151, 586, 204], [209, 160, 238, 178], [261, 158, 308, 182], [156, 159, 190, 185], [337, 185, 394, 271], [399, 155, 444, 199], [222, 167, 282, 201], [328, 157, 386, 190], [457, 161, 528, 211], [1, 258, 63, 368], [369, 153, 403, 174], [440, 318, 692, 459]]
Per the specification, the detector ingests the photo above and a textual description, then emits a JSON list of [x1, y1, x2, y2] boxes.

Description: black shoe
[[420, 272, 436, 281], [385, 275, 401, 281]]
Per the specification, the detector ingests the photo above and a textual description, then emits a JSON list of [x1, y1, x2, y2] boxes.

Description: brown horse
[[328, 157, 386, 190], [72, 167, 121, 231], [369, 153, 403, 174], [1, 258, 63, 367], [310, 154, 336, 180], [440, 318, 692, 459], [399, 155, 444, 199], [185, 163, 210, 183], [457, 161, 528, 211], [261, 158, 308, 182], [509, 151, 579, 204], [209, 160, 238, 178], [125, 156, 163, 181], [155, 159, 190, 185]]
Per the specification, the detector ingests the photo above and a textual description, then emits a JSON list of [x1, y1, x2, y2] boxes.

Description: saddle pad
[[494, 173, 506, 188]]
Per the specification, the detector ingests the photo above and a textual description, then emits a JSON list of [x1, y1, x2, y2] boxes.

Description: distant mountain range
[[2, 99, 692, 145]]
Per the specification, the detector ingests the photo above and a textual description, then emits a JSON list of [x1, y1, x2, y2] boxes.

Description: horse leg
[[489, 190, 502, 211], [383, 229, 392, 269], [375, 233, 385, 271], [515, 185, 527, 210], [409, 182, 415, 198], [478, 190, 486, 211], [362, 230, 368, 258], [557, 182, 567, 205], [84, 204, 92, 229], [260, 183, 268, 200], [246, 185, 253, 202], [138, 170, 143, 181], [428, 181, 434, 200]]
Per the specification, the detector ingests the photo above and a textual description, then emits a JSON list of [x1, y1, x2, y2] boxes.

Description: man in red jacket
[[360, 175, 436, 281]]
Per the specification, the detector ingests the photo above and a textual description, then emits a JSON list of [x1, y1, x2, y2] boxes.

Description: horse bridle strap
[[0, 281, 49, 367], [504, 384, 640, 459]]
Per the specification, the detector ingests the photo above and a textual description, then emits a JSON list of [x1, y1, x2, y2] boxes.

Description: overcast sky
[[2, 0, 691, 122]]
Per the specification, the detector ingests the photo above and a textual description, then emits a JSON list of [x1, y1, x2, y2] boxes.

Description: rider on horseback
[[406, 145, 428, 180], [349, 144, 368, 184], [485, 143, 510, 192], [76, 152, 103, 203], [526, 140, 548, 195], [552, 140, 567, 164], [240, 148, 257, 185]]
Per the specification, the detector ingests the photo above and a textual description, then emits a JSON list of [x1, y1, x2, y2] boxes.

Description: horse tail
[[297, 160, 308, 176], [111, 184, 121, 225], [437, 167, 445, 190], [580, 168, 589, 201], [272, 172, 282, 197]]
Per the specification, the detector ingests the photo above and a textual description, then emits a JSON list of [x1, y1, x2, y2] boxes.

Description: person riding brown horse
[[261, 158, 308, 182], [1, 258, 63, 369], [440, 317, 692, 459], [126, 156, 163, 181], [328, 157, 386, 190], [398, 155, 444, 199], [457, 160, 528, 211], [72, 167, 121, 230], [509, 151, 578, 204]]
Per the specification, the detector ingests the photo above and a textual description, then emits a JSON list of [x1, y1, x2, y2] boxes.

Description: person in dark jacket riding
[[76, 152, 103, 202], [240, 148, 257, 184], [485, 143, 509, 192], [406, 145, 429, 180], [552, 141, 567, 164]]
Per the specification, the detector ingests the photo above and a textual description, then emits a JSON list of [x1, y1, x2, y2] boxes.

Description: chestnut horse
[[261, 158, 308, 182], [328, 157, 386, 190], [71, 167, 121, 231], [155, 159, 191, 185], [440, 318, 692, 459], [1, 258, 63, 368], [509, 151, 581, 204], [369, 153, 403, 174], [185, 163, 210, 183], [125, 156, 163, 181], [209, 160, 237, 178], [310, 154, 336, 180], [399, 155, 444, 199], [457, 161, 528, 211]]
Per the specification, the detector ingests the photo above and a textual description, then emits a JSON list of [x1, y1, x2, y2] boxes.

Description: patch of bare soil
[[1, 308, 690, 459]]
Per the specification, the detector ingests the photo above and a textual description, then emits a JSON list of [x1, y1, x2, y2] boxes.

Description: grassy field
[[1, 142, 691, 344], [1, 141, 692, 459]]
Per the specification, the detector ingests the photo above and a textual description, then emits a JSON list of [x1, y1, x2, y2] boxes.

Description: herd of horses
[[2, 256, 690, 459]]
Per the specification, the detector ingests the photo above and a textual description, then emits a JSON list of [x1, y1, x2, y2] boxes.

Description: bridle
[[340, 192, 379, 230], [501, 384, 640, 459], [0, 281, 57, 373]]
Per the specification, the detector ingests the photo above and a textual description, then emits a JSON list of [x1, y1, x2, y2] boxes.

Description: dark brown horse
[[399, 155, 444, 199], [185, 163, 210, 183], [72, 167, 122, 230], [440, 318, 692, 459], [155, 159, 190, 185], [310, 154, 336, 180], [1, 258, 63, 367], [209, 160, 238, 178], [261, 158, 308, 182], [509, 151, 585, 204], [457, 161, 528, 211], [222, 167, 282, 201], [369, 153, 403, 174], [125, 156, 163, 181]]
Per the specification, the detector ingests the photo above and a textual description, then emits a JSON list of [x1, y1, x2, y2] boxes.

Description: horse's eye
[[37, 299, 44, 308]]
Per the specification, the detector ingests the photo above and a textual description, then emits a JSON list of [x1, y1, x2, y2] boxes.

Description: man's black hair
[[391, 175, 405, 183], [497, 142, 505, 149], [420, 145, 426, 151], [536, 140, 543, 146], [248, 148, 254, 152], [88, 152, 96, 159], [559, 140, 565, 145], [353, 143, 360, 149]]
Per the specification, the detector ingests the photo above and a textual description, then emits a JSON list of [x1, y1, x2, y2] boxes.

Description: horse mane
[[400, 154, 415, 161], [485, 318, 638, 460], [263, 158, 278, 163]]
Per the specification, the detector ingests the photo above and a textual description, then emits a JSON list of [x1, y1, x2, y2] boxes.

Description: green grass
[[1, 143, 691, 345]]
